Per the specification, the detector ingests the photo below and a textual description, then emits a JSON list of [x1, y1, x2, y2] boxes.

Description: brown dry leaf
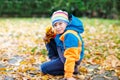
[[44, 25, 56, 43], [20, 56, 36, 65], [94, 51, 102, 55], [28, 56, 36, 64], [114, 66, 120, 77], [115, 69, 120, 77], [74, 74, 85, 80], [17, 64, 37, 73], [103, 55, 120, 68], [79, 66, 88, 74], [104, 66, 113, 71], [92, 57, 104, 65]]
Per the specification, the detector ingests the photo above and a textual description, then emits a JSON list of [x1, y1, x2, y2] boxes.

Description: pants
[[40, 58, 81, 75], [40, 58, 64, 75]]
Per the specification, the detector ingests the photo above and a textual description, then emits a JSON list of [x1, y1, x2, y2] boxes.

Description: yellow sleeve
[[64, 47, 81, 78]]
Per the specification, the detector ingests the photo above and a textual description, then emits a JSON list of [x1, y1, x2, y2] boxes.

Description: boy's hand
[[66, 77, 76, 80], [61, 77, 76, 80], [43, 25, 56, 43]]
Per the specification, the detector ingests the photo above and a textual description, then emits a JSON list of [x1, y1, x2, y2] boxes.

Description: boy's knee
[[40, 63, 47, 74]]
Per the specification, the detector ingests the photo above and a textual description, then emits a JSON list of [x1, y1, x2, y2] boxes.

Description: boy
[[41, 10, 84, 80]]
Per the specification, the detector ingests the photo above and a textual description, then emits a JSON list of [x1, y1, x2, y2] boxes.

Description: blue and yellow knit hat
[[51, 10, 69, 26]]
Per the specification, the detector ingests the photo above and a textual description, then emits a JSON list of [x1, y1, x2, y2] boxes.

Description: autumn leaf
[[79, 66, 88, 74], [0, 68, 6, 71]]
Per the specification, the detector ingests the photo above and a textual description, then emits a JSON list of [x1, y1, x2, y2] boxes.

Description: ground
[[0, 18, 120, 80]]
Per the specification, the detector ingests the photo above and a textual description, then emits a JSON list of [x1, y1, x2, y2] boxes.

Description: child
[[40, 10, 84, 80]]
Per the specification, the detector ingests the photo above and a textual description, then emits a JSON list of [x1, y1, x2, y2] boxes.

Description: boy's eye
[[59, 22, 62, 25], [53, 24, 56, 27], [53, 22, 62, 27]]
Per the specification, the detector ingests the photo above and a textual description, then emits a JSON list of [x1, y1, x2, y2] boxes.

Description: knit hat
[[51, 10, 69, 26]]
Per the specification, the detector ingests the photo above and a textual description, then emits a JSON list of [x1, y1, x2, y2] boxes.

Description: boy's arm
[[64, 47, 81, 78], [43, 25, 58, 59], [61, 33, 82, 78], [45, 39, 58, 59]]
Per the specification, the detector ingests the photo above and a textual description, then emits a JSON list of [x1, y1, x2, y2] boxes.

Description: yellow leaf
[[20, 60, 28, 65], [85, 52, 91, 59], [0, 68, 6, 71], [29, 57, 36, 63], [79, 66, 88, 74], [0, 71, 7, 75], [41, 75, 49, 80], [28, 67, 37, 71], [45, 25, 53, 33], [104, 66, 113, 70], [39, 55, 46, 62], [17, 66, 23, 72], [6, 67, 13, 71]]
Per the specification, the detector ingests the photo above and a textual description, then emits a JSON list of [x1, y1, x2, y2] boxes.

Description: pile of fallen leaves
[[0, 18, 120, 80]]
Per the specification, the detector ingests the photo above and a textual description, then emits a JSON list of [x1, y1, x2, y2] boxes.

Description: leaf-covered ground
[[0, 18, 120, 80]]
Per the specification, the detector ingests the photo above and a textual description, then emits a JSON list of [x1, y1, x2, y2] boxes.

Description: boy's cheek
[[53, 29, 56, 34], [53, 29, 56, 37], [54, 29, 59, 34]]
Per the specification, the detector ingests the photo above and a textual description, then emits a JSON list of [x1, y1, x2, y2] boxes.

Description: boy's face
[[53, 21, 67, 34]]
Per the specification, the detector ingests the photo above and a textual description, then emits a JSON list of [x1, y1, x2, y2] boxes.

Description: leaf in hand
[[44, 25, 56, 43]]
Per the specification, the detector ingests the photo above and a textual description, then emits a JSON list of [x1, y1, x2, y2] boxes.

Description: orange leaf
[[0, 68, 6, 71]]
